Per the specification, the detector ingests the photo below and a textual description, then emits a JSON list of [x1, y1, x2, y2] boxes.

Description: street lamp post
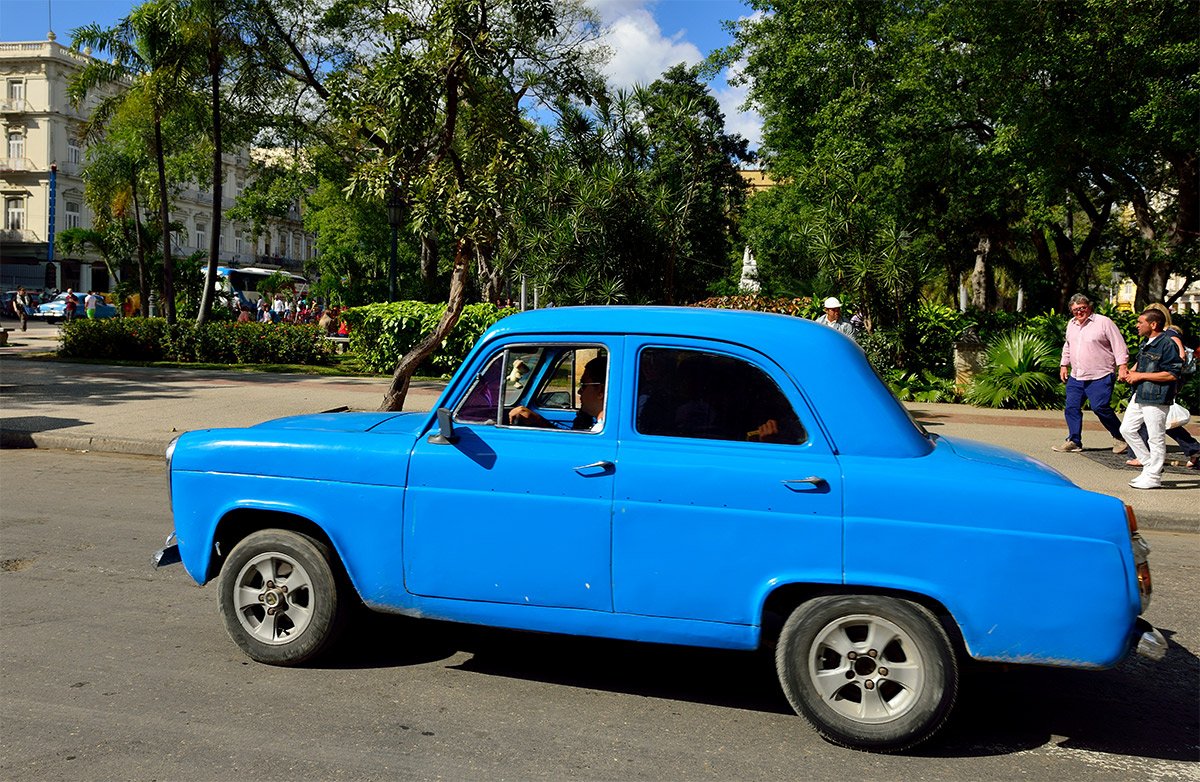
[[386, 192, 403, 303]]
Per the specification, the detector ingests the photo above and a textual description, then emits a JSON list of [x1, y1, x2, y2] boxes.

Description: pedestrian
[[63, 288, 78, 322], [1119, 308, 1184, 489], [271, 293, 286, 324], [1052, 294, 1129, 454], [12, 286, 31, 331], [258, 299, 272, 324], [814, 297, 856, 340], [84, 290, 100, 319], [1124, 303, 1199, 471]]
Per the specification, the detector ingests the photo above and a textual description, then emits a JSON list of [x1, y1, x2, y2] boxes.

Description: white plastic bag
[[1166, 402, 1191, 429]]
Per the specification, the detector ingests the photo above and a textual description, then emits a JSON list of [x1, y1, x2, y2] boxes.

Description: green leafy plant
[[340, 301, 516, 375], [888, 370, 959, 404], [965, 332, 1060, 409], [59, 319, 331, 366]]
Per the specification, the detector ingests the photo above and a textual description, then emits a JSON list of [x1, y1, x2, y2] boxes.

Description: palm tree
[[71, 0, 201, 324]]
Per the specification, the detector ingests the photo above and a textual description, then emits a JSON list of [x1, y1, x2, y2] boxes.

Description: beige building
[[0, 35, 314, 294], [1112, 275, 1200, 315]]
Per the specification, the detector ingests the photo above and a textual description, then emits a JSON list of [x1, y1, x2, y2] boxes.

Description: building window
[[68, 138, 82, 165], [6, 79, 24, 102], [234, 233, 243, 255], [5, 196, 25, 230], [8, 131, 24, 160], [65, 200, 81, 229], [195, 222, 207, 250]]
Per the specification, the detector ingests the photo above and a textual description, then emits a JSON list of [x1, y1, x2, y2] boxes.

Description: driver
[[509, 355, 606, 431]]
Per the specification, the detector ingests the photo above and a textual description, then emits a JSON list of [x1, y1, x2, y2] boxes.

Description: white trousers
[[1120, 399, 1169, 481]]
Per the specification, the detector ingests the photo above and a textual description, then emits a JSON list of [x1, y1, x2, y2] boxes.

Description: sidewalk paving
[[2, 322, 1196, 531]]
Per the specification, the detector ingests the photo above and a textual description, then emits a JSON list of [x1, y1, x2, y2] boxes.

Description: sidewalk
[[1, 323, 1196, 531]]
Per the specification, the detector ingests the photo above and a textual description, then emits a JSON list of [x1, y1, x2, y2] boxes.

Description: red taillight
[[1125, 504, 1139, 534], [1137, 561, 1153, 599]]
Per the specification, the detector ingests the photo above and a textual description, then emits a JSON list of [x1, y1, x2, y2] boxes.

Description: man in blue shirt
[[1119, 308, 1185, 489]]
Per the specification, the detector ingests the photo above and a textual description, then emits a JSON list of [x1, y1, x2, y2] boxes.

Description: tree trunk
[[154, 118, 175, 324], [420, 232, 439, 301], [130, 176, 150, 318], [379, 240, 471, 411], [198, 38, 224, 325], [969, 236, 991, 310]]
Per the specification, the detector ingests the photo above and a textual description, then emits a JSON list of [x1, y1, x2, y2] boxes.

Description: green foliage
[[886, 370, 959, 404], [340, 301, 517, 375], [965, 332, 1060, 410], [59, 318, 331, 365]]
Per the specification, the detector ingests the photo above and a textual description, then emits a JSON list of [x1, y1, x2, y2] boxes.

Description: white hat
[[823, 297, 842, 309]]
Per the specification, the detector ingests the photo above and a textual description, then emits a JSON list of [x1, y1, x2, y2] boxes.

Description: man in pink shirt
[[1053, 293, 1130, 453]]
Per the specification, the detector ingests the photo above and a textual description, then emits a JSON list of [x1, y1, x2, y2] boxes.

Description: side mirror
[[427, 407, 458, 445]]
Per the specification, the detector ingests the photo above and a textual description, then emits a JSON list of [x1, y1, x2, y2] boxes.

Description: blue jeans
[[1065, 374, 1123, 446]]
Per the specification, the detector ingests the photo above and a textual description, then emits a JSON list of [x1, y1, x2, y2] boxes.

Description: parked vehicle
[[214, 265, 308, 310], [32, 292, 117, 323], [155, 306, 1164, 752]]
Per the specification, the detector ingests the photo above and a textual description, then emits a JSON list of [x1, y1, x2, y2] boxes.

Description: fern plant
[[965, 332, 1060, 410]]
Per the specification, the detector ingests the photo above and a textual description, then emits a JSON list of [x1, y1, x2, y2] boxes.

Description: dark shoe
[[1052, 440, 1082, 453]]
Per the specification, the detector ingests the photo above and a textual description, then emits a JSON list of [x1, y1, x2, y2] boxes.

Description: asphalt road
[[1, 449, 1197, 781]]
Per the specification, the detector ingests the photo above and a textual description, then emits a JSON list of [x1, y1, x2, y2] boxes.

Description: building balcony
[[0, 98, 30, 113], [0, 157, 35, 172], [0, 228, 41, 242]]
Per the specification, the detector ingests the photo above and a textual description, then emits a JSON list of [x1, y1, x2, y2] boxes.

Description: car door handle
[[782, 477, 827, 491], [574, 461, 614, 476]]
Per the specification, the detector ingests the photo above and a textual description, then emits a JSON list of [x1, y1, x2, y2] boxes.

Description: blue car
[[33, 292, 117, 323], [155, 306, 1164, 751]]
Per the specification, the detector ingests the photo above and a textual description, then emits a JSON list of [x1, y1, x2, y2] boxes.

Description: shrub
[[340, 301, 517, 376], [965, 332, 1060, 409], [59, 318, 331, 366]]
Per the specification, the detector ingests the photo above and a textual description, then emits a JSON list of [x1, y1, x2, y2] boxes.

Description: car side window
[[635, 347, 806, 444], [454, 345, 608, 432]]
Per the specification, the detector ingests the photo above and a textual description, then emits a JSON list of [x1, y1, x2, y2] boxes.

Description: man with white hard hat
[[815, 296, 856, 340]]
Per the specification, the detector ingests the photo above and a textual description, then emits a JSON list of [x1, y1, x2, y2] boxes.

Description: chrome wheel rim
[[807, 613, 925, 723], [232, 552, 315, 645]]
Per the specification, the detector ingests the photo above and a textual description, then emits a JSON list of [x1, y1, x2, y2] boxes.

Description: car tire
[[217, 529, 346, 666], [776, 594, 958, 752]]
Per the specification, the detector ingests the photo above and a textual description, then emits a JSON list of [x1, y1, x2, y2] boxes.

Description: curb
[[0, 429, 168, 458]]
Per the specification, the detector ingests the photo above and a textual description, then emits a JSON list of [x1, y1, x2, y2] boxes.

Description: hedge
[[59, 318, 332, 365], [338, 301, 518, 375]]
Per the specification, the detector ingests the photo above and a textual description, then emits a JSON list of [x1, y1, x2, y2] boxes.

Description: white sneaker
[[1129, 476, 1161, 490]]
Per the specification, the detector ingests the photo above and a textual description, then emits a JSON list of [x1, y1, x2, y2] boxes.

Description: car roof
[[476, 306, 931, 458]]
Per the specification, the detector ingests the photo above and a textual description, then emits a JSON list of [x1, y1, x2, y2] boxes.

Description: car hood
[[254, 411, 414, 433], [936, 434, 1073, 487]]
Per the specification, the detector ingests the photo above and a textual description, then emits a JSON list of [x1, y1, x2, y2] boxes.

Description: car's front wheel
[[776, 595, 958, 752], [217, 529, 346, 665]]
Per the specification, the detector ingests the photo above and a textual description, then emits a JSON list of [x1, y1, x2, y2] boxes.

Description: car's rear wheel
[[776, 595, 958, 752], [217, 529, 345, 665]]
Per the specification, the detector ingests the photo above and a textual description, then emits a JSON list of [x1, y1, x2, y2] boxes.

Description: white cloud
[[597, 7, 703, 88], [586, 2, 763, 152]]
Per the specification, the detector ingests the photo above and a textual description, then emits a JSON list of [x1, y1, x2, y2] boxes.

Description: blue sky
[[0, 0, 761, 146]]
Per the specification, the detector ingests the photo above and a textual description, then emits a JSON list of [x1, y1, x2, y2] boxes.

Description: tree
[[72, 0, 204, 323], [249, 0, 606, 410], [725, 0, 1198, 315]]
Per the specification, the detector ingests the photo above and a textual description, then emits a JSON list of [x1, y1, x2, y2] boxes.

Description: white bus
[[215, 266, 308, 309]]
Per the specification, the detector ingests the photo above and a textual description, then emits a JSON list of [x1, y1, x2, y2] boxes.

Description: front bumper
[[152, 532, 181, 568]]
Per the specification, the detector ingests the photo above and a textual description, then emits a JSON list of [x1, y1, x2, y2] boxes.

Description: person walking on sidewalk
[[12, 286, 30, 331], [1125, 303, 1199, 470], [1053, 293, 1130, 454], [1119, 308, 1184, 489]]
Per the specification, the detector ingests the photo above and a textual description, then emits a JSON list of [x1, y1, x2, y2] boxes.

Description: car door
[[404, 339, 620, 611], [612, 339, 843, 625]]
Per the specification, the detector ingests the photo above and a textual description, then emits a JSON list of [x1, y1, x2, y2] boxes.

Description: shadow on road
[[331, 613, 1199, 761]]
